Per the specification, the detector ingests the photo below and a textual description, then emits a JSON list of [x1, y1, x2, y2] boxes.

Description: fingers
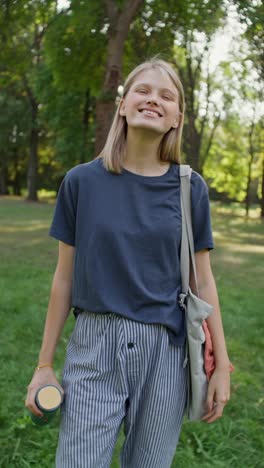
[[25, 386, 43, 418], [58, 385, 65, 398], [25, 379, 65, 419], [206, 392, 214, 413], [202, 400, 227, 423], [202, 369, 231, 423]]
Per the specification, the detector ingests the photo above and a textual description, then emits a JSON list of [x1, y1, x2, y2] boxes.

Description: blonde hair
[[95, 55, 185, 173]]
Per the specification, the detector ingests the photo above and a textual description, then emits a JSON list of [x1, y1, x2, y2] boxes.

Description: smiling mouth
[[138, 109, 162, 118]]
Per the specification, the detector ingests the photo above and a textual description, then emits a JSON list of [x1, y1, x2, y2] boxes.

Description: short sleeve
[[49, 171, 77, 246], [191, 172, 214, 253]]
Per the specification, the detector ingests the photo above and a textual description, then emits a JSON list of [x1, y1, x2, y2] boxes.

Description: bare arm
[[38, 240, 75, 364], [189, 248, 230, 368], [25, 240, 75, 418], [190, 248, 231, 423]]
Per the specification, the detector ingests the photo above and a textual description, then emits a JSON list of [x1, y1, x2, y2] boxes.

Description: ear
[[119, 98, 125, 116], [172, 113, 182, 129], [172, 120, 179, 129]]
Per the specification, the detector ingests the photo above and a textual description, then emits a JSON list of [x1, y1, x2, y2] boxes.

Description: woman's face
[[119, 68, 181, 135]]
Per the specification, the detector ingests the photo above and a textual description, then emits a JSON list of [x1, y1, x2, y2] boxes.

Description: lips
[[138, 108, 162, 117]]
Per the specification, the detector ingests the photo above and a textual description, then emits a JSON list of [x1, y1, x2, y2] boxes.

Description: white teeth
[[141, 110, 160, 117]]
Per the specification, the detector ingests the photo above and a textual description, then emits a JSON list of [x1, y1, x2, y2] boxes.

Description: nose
[[146, 98, 157, 105], [146, 92, 159, 105]]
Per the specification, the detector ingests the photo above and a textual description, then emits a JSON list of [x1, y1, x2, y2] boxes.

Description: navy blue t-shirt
[[49, 157, 214, 346]]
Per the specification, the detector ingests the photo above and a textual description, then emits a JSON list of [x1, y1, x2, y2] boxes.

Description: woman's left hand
[[201, 367, 231, 423]]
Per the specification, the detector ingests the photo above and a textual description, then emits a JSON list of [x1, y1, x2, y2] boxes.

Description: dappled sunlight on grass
[[218, 253, 246, 264], [233, 231, 264, 241], [220, 242, 264, 254], [212, 201, 261, 220], [1, 224, 50, 233], [0, 194, 56, 205]]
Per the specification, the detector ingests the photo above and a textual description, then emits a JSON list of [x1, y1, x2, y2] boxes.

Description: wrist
[[35, 363, 53, 371], [214, 352, 230, 369], [215, 362, 230, 371]]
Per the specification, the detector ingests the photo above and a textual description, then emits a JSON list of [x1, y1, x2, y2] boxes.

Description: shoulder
[[190, 169, 209, 196], [64, 158, 102, 185]]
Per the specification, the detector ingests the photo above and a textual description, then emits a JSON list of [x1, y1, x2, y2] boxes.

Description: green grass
[[0, 196, 263, 468]]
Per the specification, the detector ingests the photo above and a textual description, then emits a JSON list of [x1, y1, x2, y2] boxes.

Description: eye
[[162, 95, 171, 100], [136, 89, 147, 93]]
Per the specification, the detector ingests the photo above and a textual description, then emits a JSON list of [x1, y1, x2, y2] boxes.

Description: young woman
[[25, 56, 231, 467]]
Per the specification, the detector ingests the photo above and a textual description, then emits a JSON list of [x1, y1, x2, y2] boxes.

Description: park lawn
[[0, 196, 263, 468]]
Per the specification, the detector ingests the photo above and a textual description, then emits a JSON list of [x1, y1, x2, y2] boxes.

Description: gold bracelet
[[35, 363, 53, 371]]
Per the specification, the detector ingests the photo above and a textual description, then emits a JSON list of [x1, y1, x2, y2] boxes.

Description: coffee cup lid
[[35, 385, 63, 412]]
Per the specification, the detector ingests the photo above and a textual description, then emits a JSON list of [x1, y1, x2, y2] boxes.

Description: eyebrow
[[133, 82, 178, 97]]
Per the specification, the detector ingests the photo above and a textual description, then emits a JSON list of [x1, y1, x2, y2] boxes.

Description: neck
[[123, 127, 167, 172]]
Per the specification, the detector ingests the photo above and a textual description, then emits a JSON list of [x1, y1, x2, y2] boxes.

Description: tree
[[94, 0, 145, 156], [0, 0, 70, 200], [0, 87, 30, 195], [236, 0, 264, 218], [123, 0, 228, 172]]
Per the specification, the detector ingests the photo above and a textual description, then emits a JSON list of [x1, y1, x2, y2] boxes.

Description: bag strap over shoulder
[[179, 165, 200, 298]]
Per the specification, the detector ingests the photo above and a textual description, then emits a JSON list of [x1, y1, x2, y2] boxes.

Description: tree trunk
[[94, 0, 144, 157], [184, 57, 201, 173], [183, 115, 201, 172], [95, 96, 117, 157], [0, 165, 8, 195], [176, 40, 220, 175], [261, 154, 264, 219], [245, 153, 254, 218], [13, 147, 21, 196], [26, 101, 39, 201], [80, 88, 91, 164], [245, 121, 255, 218], [179, 59, 203, 172]]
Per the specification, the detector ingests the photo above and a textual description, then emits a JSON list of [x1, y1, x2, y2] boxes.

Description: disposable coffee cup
[[30, 384, 63, 426]]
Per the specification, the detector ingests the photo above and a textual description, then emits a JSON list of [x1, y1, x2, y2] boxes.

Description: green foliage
[[0, 89, 30, 189], [123, 0, 227, 75], [43, 0, 106, 93], [235, 0, 264, 79], [35, 63, 90, 166], [141, 0, 227, 35], [203, 115, 262, 203], [0, 0, 263, 208]]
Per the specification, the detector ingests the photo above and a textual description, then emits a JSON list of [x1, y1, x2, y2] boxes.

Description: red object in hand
[[202, 320, 234, 381]]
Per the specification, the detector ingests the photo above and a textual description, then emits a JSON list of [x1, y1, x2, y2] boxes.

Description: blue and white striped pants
[[56, 311, 187, 468]]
